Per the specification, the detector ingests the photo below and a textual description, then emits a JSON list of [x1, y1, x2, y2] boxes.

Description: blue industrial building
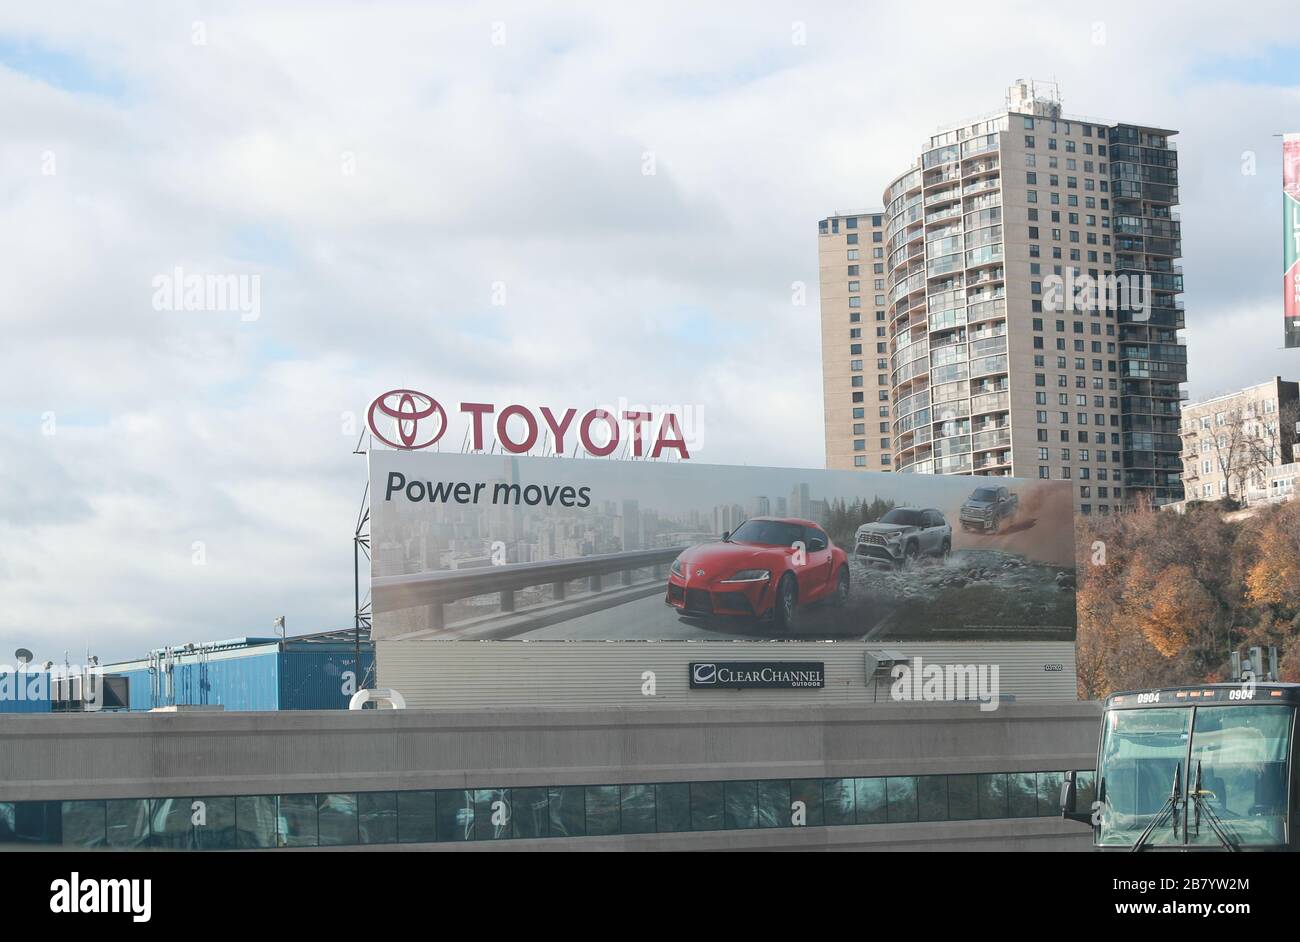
[[0, 671, 53, 713], [103, 629, 375, 713]]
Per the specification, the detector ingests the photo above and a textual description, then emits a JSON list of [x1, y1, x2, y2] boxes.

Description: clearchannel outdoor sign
[[690, 661, 825, 690], [366, 389, 692, 458]]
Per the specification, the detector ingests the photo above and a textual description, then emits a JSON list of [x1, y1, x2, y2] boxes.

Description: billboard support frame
[[353, 431, 372, 689]]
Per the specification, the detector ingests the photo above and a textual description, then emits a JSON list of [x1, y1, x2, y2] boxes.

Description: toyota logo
[[367, 389, 448, 450], [692, 663, 717, 685]]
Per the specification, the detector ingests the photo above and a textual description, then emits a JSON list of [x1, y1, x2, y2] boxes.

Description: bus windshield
[[1096, 707, 1189, 847], [1096, 704, 1293, 848]]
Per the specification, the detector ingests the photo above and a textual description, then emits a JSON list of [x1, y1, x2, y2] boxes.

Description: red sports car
[[665, 517, 850, 632]]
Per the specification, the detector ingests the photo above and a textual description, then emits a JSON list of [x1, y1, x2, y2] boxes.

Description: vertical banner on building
[[1284, 133, 1300, 347]]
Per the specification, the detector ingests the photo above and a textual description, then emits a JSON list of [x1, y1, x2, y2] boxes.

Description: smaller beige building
[[1180, 376, 1299, 503], [818, 210, 892, 472]]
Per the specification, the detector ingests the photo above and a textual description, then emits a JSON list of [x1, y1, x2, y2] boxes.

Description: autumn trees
[[1074, 499, 1297, 698]]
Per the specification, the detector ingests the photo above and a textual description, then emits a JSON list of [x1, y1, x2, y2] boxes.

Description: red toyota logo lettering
[[367, 389, 447, 449]]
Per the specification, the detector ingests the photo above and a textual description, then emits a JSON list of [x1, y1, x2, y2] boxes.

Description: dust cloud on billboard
[[369, 451, 1077, 643]]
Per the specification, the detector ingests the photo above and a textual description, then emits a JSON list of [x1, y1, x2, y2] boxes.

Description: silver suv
[[854, 508, 952, 570]]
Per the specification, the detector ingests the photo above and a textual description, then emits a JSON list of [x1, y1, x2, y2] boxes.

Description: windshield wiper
[[1190, 760, 1239, 852], [1130, 764, 1181, 853]]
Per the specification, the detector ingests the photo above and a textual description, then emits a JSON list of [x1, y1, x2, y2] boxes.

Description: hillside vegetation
[[1076, 499, 1300, 698]]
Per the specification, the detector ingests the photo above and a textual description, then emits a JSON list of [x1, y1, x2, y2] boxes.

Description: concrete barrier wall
[[0, 701, 1102, 850]]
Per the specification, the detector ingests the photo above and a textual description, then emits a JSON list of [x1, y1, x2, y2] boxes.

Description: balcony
[[970, 391, 1010, 415], [972, 428, 1012, 451]]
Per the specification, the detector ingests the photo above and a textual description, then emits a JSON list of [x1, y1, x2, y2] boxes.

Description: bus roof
[[1105, 683, 1300, 709]]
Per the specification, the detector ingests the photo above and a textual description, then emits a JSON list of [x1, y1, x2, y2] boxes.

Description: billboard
[[369, 451, 1077, 643], [1285, 133, 1300, 348]]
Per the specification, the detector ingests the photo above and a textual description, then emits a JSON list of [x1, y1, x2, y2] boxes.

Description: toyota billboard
[[369, 450, 1077, 643]]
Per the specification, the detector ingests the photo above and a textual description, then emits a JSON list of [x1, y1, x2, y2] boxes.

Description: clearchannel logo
[[689, 661, 825, 690], [692, 663, 718, 685]]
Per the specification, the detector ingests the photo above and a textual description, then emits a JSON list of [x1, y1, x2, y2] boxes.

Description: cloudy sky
[[2, 1, 1299, 662]]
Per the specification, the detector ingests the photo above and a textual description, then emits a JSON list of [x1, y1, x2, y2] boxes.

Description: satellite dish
[[14, 648, 33, 666]]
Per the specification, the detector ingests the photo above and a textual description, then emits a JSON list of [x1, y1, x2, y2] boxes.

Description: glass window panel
[[1036, 771, 1063, 818], [585, 785, 620, 836], [548, 786, 586, 838], [823, 778, 855, 826], [1008, 773, 1039, 818], [396, 790, 438, 843], [1077, 770, 1096, 809], [948, 775, 978, 820], [978, 773, 1009, 819], [789, 780, 824, 828], [435, 790, 474, 842], [14, 802, 61, 844], [474, 789, 509, 840], [655, 783, 691, 833], [318, 793, 358, 846], [358, 792, 397, 845], [106, 799, 151, 848], [0, 803, 13, 843], [886, 776, 919, 823], [193, 796, 236, 849], [724, 780, 758, 830], [620, 784, 656, 834], [917, 775, 949, 821], [61, 801, 105, 848], [235, 795, 277, 848], [690, 782, 724, 832], [855, 778, 887, 824], [756, 780, 789, 828], [277, 794, 318, 847], [150, 797, 194, 849], [510, 787, 549, 840]]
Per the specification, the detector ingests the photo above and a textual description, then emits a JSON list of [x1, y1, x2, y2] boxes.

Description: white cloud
[[2, 0, 1300, 660]]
